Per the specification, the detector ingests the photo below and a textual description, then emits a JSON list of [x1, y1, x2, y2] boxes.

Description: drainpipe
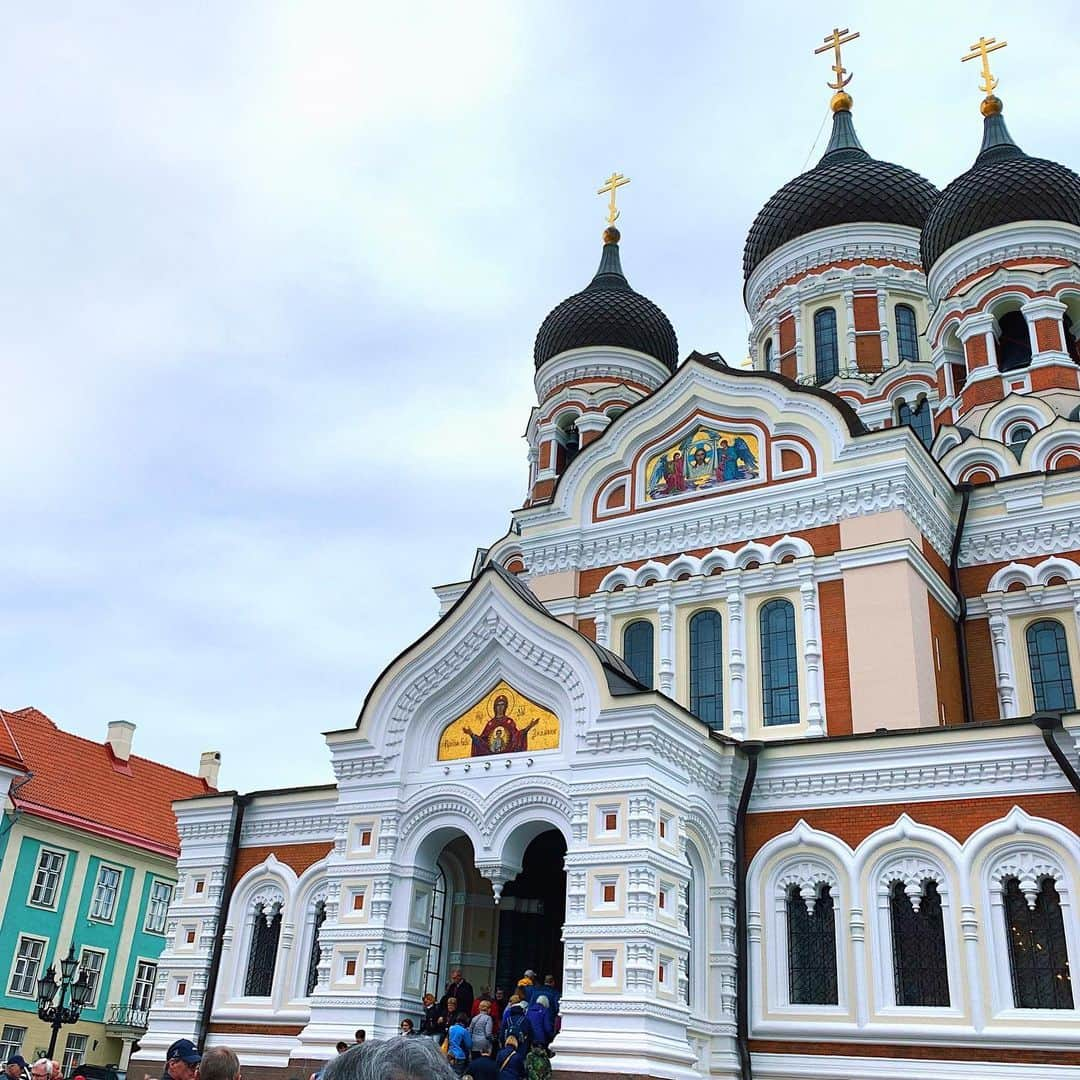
[[734, 741, 764, 1080], [1033, 714, 1080, 795], [197, 794, 250, 1045], [949, 484, 975, 725]]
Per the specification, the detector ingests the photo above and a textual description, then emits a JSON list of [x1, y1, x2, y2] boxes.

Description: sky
[[2, 3, 1077, 793]]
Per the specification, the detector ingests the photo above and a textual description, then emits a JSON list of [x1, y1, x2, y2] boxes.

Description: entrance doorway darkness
[[495, 829, 567, 992]]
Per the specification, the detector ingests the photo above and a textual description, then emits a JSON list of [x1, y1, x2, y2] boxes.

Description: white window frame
[[61, 1033, 87, 1075], [77, 947, 108, 1010], [130, 958, 158, 1015], [0, 1025, 27, 1063], [8, 934, 48, 997], [767, 858, 848, 1016], [90, 863, 123, 922], [982, 844, 1079, 1020], [144, 878, 174, 934], [28, 849, 66, 910], [872, 853, 963, 1017]]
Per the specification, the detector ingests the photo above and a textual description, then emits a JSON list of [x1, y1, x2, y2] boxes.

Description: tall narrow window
[[895, 304, 920, 362], [998, 310, 1032, 371], [898, 397, 934, 447], [0, 1027, 26, 1065], [30, 850, 65, 908], [1026, 619, 1076, 711], [787, 884, 838, 1005], [689, 610, 724, 730], [145, 879, 173, 934], [78, 948, 106, 1009], [424, 868, 447, 999], [760, 599, 799, 725], [90, 865, 121, 921], [244, 901, 282, 997], [889, 879, 950, 1006], [683, 875, 692, 1006], [763, 338, 774, 371], [1004, 876, 1073, 1009], [305, 900, 327, 996], [61, 1034, 87, 1076], [623, 620, 654, 689], [8, 937, 45, 996], [129, 961, 157, 1017], [814, 308, 839, 382]]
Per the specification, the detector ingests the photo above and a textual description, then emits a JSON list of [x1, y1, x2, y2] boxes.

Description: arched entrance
[[425, 828, 567, 998]]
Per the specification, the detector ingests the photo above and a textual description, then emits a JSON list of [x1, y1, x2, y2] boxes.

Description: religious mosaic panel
[[437, 681, 560, 760], [645, 425, 761, 500]]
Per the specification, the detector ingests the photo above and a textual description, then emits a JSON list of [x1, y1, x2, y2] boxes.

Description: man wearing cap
[[166, 1039, 201, 1080], [5, 1056, 29, 1080]]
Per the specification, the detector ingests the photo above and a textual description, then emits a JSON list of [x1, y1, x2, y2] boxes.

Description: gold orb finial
[[603, 226, 621, 245], [831, 90, 853, 112], [980, 93, 1003, 117]]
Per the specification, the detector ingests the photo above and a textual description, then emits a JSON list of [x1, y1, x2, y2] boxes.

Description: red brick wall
[[577, 617, 596, 641], [819, 580, 852, 736], [964, 617, 1001, 723], [853, 295, 882, 372], [928, 595, 963, 727], [233, 842, 333, 885], [1034, 317, 1064, 352], [965, 333, 990, 368], [747, 791, 1080, 860], [959, 375, 1004, 410], [1030, 362, 1080, 391]]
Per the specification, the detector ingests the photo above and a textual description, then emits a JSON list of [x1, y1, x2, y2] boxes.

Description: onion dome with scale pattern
[[743, 103, 940, 283], [921, 96, 1080, 271], [534, 226, 678, 372]]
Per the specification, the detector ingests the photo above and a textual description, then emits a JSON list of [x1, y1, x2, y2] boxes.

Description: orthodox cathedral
[[136, 32, 1080, 1080]]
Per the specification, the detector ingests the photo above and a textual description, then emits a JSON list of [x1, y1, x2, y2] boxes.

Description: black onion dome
[[743, 108, 939, 282], [921, 103, 1080, 270], [534, 230, 678, 371]]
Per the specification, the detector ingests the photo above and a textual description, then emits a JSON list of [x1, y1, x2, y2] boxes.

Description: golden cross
[[814, 26, 860, 90], [962, 35, 1008, 95], [597, 171, 630, 226]]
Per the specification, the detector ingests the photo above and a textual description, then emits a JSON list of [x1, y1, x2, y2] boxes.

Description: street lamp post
[[36, 945, 93, 1061]]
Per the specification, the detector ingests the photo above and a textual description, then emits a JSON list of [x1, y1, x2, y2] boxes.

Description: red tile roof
[[0, 707, 212, 858]]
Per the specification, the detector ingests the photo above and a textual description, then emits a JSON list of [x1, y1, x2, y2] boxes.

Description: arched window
[[424, 868, 447, 998], [1026, 619, 1076, 711], [1004, 876, 1074, 1009], [304, 899, 326, 996], [763, 338, 774, 371], [898, 397, 934, 447], [1064, 313, 1080, 364], [760, 599, 799, 725], [889, 880, 950, 1006], [998, 310, 1033, 371], [1006, 422, 1034, 460], [689, 610, 723, 730], [895, 304, 920, 362], [787, 884, 838, 1005], [814, 308, 839, 383], [623, 620, 654, 688], [245, 901, 282, 997]]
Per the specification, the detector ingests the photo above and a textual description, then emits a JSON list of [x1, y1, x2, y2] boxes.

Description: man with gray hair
[[197, 1048, 241, 1080], [322, 1037, 454, 1080]]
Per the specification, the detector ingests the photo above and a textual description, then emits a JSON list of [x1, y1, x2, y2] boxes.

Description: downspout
[[949, 484, 975, 725], [734, 741, 764, 1080], [197, 793, 250, 1045], [1033, 714, 1080, 795]]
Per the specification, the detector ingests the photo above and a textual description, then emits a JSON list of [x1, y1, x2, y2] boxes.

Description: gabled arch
[[987, 556, 1080, 593], [979, 393, 1056, 443]]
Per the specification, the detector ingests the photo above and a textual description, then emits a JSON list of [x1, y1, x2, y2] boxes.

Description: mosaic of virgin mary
[[437, 682, 560, 760]]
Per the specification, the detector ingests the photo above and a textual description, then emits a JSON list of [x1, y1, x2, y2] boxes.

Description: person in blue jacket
[[446, 1011, 472, 1076], [523, 995, 554, 1049]]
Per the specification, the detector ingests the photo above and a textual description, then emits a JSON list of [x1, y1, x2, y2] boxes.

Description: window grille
[[424, 869, 447, 998], [1026, 619, 1077, 711], [145, 880, 173, 934], [9, 937, 45, 996], [689, 610, 724, 730], [895, 304, 920, 362], [623, 620, 655, 689], [1004, 876, 1073, 1009], [814, 308, 839, 382], [760, 599, 800, 725], [787, 884, 838, 1005], [31, 850, 64, 908], [244, 902, 281, 997], [90, 866, 121, 921], [889, 879, 950, 1006], [130, 961, 157, 1014], [305, 900, 327, 996]]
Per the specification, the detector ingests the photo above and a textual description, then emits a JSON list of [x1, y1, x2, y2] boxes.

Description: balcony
[[105, 1004, 149, 1039]]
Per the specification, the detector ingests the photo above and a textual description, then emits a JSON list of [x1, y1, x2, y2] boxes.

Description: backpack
[[501, 1007, 528, 1046], [525, 1047, 552, 1080]]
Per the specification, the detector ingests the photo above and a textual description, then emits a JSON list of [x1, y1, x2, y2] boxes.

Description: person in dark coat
[[440, 968, 475, 1017], [494, 1036, 526, 1080], [523, 996, 554, 1049]]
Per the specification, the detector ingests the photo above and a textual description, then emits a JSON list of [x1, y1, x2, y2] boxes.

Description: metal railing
[[105, 1004, 149, 1030]]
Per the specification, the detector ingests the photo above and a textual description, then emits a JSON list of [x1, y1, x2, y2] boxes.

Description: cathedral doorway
[[494, 828, 566, 991], [425, 827, 567, 1000]]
